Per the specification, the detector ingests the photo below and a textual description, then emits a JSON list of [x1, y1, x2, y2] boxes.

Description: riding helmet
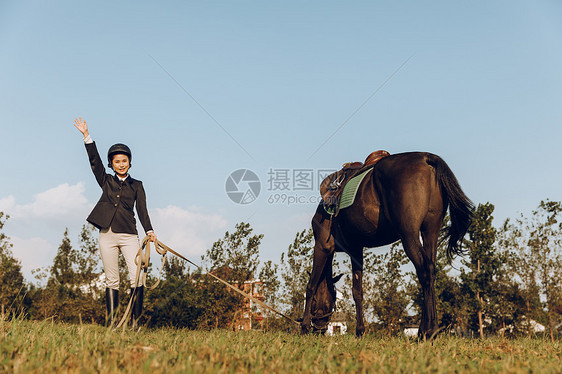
[[107, 143, 132, 167]]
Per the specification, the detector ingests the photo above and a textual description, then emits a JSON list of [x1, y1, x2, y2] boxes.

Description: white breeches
[[99, 227, 141, 289]]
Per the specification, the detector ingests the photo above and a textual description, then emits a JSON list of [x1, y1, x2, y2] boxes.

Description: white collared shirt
[[116, 174, 129, 182]]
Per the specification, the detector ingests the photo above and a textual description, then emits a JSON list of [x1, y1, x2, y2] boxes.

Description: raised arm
[[74, 117, 108, 187]]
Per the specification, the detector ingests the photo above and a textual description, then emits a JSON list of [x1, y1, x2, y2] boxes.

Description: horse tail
[[426, 154, 474, 259]]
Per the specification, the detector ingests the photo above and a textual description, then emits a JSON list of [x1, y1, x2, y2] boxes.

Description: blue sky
[[1, 1, 561, 281]]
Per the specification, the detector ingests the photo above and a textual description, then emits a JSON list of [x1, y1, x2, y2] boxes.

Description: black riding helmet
[[107, 143, 132, 168]]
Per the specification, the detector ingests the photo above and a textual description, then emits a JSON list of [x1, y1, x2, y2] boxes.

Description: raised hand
[[74, 117, 89, 137]]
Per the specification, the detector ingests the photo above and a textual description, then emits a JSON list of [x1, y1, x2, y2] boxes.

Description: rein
[[117, 236, 299, 328]]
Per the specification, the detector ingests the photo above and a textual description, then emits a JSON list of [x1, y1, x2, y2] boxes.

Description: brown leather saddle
[[320, 150, 390, 215]]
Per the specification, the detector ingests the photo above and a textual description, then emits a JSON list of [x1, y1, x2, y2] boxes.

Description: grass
[[1, 315, 561, 373]]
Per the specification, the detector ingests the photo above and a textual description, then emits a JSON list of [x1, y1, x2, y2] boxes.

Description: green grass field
[[1, 316, 561, 373]]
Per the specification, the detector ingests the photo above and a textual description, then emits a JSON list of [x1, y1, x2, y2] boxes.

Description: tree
[[76, 225, 102, 292], [203, 222, 262, 284], [433, 265, 466, 333], [0, 212, 28, 316], [526, 200, 562, 341], [364, 243, 410, 335], [146, 256, 204, 328], [460, 202, 504, 337], [279, 228, 314, 322], [76, 225, 104, 323], [35, 228, 104, 323], [498, 216, 543, 336], [48, 229, 78, 287], [258, 260, 281, 330], [198, 222, 264, 329]]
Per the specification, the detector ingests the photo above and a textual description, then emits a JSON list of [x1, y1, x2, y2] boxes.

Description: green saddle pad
[[339, 168, 372, 210]]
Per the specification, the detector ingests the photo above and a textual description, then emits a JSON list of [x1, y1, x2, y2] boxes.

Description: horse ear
[[332, 273, 344, 284]]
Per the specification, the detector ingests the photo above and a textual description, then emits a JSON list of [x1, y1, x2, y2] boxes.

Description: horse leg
[[401, 231, 437, 339], [349, 248, 365, 337], [421, 223, 440, 338]]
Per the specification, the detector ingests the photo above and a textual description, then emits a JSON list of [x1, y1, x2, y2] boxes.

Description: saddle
[[320, 150, 390, 215]]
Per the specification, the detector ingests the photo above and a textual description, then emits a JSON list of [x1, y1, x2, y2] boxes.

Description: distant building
[[191, 266, 266, 331], [326, 311, 348, 336], [231, 279, 265, 331], [403, 326, 419, 337], [499, 317, 546, 335]]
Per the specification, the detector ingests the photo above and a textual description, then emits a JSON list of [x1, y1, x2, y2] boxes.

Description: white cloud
[[0, 182, 92, 223], [10, 236, 55, 282], [1, 184, 228, 281], [0, 195, 16, 214], [149, 205, 228, 258], [0, 183, 93, 283]]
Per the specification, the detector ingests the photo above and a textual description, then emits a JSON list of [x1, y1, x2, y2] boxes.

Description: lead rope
[[116, 236, 299, 329]]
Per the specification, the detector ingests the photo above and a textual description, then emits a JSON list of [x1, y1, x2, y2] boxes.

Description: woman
[[74, 117, 157, 326]]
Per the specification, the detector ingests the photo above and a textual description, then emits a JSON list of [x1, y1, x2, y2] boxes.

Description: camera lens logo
[[225, 169, 261, 204]]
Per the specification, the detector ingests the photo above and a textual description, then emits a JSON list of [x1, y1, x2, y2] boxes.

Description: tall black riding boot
[[105, 288, 119, 326], [130, 285, 144, 328]]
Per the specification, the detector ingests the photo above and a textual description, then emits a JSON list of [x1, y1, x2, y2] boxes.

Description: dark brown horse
[[301, 152, 473, 338]]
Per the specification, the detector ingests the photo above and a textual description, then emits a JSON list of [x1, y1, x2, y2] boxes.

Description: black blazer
[[85, 142, 153, 235]]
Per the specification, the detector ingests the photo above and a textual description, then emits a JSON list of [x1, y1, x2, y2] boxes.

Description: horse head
[[310, 273, 343, 333]]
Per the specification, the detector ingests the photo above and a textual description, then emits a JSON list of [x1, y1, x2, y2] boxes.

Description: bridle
[[310, 291, 337, 330]]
